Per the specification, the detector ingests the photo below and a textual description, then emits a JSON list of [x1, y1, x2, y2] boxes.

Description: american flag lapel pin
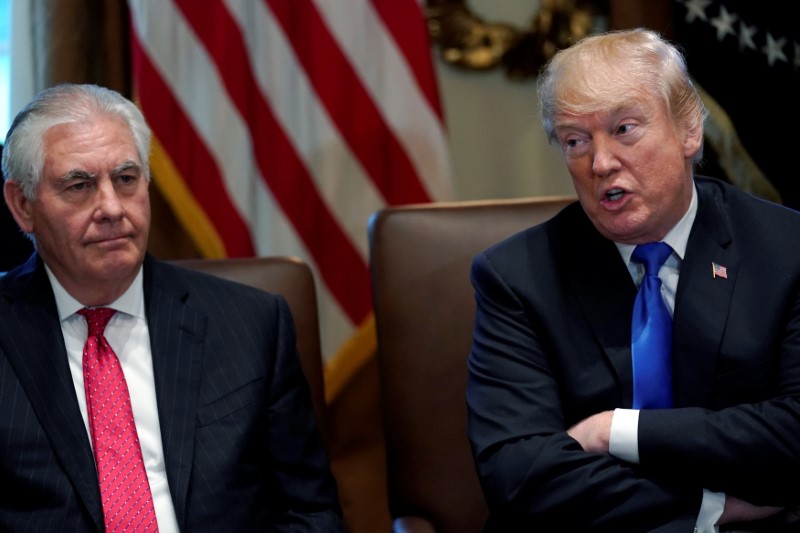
[[712, 262, 728, 279]]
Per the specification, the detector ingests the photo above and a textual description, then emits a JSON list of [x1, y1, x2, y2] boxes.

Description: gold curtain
[[30, 0, 129, 94]]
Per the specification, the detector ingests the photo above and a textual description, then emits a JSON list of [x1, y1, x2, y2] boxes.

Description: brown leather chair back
[[170, 256, 326, 433], [368, 196, 575, 533]]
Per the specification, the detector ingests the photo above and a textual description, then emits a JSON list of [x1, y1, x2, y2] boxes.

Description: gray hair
[[537, 28, 708, 162], [2, 84, 151, 199]]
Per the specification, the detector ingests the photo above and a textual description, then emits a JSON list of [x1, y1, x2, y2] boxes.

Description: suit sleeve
[[467, 251, 702, 531], [264, 296, 345, 531]]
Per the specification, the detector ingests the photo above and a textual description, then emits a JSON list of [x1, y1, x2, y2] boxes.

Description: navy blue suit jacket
[[468, 176, 800, 531], [0, 254, 343, 531]]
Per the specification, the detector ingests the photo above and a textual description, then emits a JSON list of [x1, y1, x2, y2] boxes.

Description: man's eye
[[117, 174, 138, 185], [69, 181, 89, 191], [562, 137, 586, 150], [617, 123, 636, 135]]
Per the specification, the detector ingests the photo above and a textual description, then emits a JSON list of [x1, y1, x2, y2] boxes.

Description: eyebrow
[[60, 169, 97, 182], [57, 161, 142, 182], [111, 160, 142, 176]]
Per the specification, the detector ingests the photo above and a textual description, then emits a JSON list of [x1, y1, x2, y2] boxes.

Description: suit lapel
[[672, 182, 736, 406], [143, 257, 206, 528], [555, 207, 639, 407], [0, 256, 104, 529]]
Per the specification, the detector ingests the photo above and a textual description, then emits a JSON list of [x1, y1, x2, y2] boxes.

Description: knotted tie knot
[[78, 307, 117, 338], [631, 242, 672, 278]]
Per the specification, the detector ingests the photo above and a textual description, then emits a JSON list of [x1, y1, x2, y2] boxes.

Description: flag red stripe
[[130, 31, 255, 257], [371, 0, 445, 122], [267, 0, 433, 205], [175, 0, 372, 323]]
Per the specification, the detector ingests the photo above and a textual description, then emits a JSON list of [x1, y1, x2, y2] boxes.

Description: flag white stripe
[[224, 0, 381, 259], [313, 0, 452, 200], [129, 0, 261, 226]]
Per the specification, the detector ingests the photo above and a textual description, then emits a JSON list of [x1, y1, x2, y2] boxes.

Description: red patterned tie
[[79, 307, 158, 532]]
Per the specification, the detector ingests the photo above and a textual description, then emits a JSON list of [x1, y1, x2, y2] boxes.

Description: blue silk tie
[[631, 242, 673, 409]]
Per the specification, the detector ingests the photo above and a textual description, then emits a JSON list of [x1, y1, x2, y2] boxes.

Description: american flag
[[712, 262, 728, 279], [126, 0, 452, 397]]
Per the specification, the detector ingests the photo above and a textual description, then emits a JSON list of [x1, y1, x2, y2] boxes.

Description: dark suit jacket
[[0, 254, 344, 532], [467, 176, 800, 532]]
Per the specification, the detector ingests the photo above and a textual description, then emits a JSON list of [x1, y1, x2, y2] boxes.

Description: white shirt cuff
[[609, 408, 640, 463], [696, 490, 724, 533]]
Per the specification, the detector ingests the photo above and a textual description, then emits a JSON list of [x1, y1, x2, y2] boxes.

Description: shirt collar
[[46, 265, 146, 321]]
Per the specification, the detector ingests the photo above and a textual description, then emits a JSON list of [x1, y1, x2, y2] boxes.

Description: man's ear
[[683, 123, 704, 159], [3, 180, 35, 233]]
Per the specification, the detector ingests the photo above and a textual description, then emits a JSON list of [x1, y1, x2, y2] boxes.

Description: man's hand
[[567, 410, 614, 452], [719, 495, 784, 525]]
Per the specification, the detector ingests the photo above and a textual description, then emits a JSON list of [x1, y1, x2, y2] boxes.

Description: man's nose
[[94, 179, 124, 219], [591, 137, 621, 177]]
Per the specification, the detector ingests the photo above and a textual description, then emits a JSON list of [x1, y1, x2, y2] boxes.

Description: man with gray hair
[[0, 83, 344, 532]]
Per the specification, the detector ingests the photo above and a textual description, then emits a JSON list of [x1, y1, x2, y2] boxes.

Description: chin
[[596, 211, 647, 241], [595, 224, 637, 244], [92, 252, 144, 280]]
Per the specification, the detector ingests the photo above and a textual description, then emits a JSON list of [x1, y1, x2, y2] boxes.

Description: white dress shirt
[[607, 185, 725, 532], [47, 265, 180, 532]]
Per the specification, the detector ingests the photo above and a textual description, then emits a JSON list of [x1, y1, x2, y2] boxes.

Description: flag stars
[[710, 5, 737, 42], [762, 33, 788, 67], [738, 21, 757, 52], [683, 0, 712, 23], [678, 0, 794, 71]]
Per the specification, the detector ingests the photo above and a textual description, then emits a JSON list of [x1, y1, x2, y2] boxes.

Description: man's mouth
[[605, 188, 625, 202], [86, 235, 131, 246]]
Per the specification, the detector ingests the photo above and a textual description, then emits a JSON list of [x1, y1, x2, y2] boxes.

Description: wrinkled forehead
[[41, 114, 141, 172], [553, 55, 655, 117], [42, 112, 135, 147]]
